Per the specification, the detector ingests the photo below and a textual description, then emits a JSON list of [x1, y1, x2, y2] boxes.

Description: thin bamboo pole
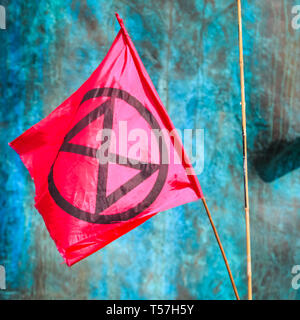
[[237, 0, 252, 300], [201, 198, 240, 300]]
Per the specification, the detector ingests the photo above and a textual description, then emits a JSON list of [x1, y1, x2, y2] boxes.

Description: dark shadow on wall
[[253, 137, 300, 182]]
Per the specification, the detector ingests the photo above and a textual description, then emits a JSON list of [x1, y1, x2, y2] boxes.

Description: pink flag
[[9, 13, 203, 266]]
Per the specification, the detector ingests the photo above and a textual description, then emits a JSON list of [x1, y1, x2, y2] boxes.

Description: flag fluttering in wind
[[9, 13, 203, 266]]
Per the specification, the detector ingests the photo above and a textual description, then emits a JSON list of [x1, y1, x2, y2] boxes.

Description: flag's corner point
[[60, 258, 72, 267], [8, 139, 15, 149], [115, 12, 124, 29]]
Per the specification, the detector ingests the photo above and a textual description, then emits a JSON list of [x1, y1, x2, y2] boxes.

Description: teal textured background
[[0, 0, 300, 299]]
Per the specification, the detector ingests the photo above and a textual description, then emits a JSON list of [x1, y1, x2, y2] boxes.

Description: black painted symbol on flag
[[48, 88, 168, 224]]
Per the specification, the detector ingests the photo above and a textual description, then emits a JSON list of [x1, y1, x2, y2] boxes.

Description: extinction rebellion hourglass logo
[[48, 88, 169, 224]]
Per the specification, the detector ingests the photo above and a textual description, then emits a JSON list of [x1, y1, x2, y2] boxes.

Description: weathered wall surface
[[0, 0, 299, 299]]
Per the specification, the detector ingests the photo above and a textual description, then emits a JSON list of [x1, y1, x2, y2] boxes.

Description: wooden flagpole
[[202, 198, 240, 300], [237, 0, 252, 300]]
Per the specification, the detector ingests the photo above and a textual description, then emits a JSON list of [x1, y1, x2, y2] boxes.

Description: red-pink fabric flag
[[9, 13, 203, 266]]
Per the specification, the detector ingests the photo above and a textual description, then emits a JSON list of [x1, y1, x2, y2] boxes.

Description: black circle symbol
[[48, 88, 168, 224]]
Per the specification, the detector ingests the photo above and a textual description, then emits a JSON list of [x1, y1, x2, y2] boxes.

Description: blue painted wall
[[0, 0, 299, 299]]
